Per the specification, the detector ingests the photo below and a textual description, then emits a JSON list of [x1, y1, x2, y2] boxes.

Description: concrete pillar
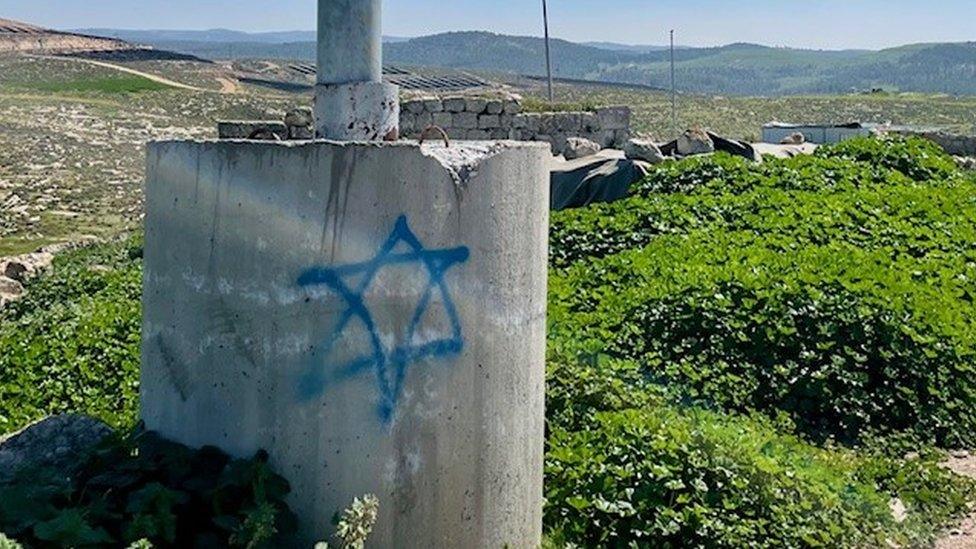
[[141, 139, 550, 547], [315, 0, 399, 140]]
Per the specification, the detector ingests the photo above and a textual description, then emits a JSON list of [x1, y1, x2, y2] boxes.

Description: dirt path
[[937, 453, 976, 549], [216, 76, 240, 94]]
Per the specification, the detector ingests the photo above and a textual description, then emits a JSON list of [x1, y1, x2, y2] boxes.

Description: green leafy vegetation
[[0, 428, 295, 548], [2, 135, 975, 547], [551, 136, 976, 446], [546, 358, 972, 548], [0, 237, 143, 432]]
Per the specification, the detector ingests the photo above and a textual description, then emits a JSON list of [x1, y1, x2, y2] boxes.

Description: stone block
[[485, 100, 504, 115], [512, 114, 530, 130], [613, 129, 632, 147], [423, 98, 444, 112], [454, 112, 479, 129], [404, 100, 426, 115], [465, 98, 488, 114], [503, 100, 522, 115], [416, 112, 434, 130], [466, 129, 491, 140], [596, 106, 632, 130], [580, 112, 600, 132], [217, 121, 288, 141], [400, 112, 417, 134], [557, 113, 582, 132], [490, 128, 511, 140], [444, 97, 467, 113], [479, 114, 501, 129], [433, 112, 453, 128]]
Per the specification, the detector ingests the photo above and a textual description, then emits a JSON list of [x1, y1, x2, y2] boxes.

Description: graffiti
[[297, 215, 470, 422]]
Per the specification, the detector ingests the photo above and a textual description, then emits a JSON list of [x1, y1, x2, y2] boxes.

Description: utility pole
[[542, 0, 554, 103], [670, 29, 677, 139]]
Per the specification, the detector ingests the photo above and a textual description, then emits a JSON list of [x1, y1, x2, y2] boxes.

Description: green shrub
[[0, 428, 295, 548], [551, 148, 972, 268], [544, 355, 974, 548], [550, 234, 976, 446], [816, 135, 960, 182], [0, 237, 143, 432], [546, 406, 969, 548]]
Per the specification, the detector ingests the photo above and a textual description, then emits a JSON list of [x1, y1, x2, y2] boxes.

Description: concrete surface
[[141, 139, 550, 547]]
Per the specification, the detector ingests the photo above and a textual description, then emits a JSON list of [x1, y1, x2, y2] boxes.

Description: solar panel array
[[287, 64, 490, 92]]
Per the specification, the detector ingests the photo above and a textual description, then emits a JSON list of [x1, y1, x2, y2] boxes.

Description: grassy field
[[520, 80, 976, 141], [0, 56, 297, 256]]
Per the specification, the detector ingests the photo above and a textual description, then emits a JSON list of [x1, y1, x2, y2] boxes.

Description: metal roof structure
[[287, 63, 491, 92]]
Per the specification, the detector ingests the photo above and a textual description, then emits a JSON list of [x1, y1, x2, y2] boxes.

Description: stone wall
[[399, 96, 631, 156], [890, 130, 976, 157]]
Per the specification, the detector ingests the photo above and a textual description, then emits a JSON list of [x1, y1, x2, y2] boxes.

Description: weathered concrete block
[[416, 112, 433, 130], [423, 98, 444, 113], [613, 129, 632, 147], [580, 112, 600, 132], [454, 112, 479, 129], [143, 140, 550, 547], [479, 114, 501, 129], [485, 100, 504, 115], [557, 113, 583, 132], [465, 98, 488, 114], [218, 121, 289, 140], [400, 112, 417, 134], [596, 106, 632, 131], [404, 100, 425, 115], [512, 114, 530, 130], [432, 112, 453, 128], [443, 97, 466, 113], [314, 81, 400, 141]]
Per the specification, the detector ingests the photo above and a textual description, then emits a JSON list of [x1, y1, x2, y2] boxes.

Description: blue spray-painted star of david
[[296, 215, 470, 423]]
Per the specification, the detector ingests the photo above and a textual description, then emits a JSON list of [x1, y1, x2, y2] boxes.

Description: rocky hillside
[[0, 17, 132, 54]]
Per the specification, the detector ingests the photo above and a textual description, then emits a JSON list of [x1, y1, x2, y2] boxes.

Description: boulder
[[623, 139, 665, 163], [780, 132, 806, 145], [0, 415, 112, 484], [563, 137, 602, 160], [2, 252, 54, 283], [677, 128, 715, 156], [0, 276, 24, 309]]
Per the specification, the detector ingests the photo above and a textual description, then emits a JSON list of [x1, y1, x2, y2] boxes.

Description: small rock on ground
[[563, 137, 602, 160], [624, 138, 666, 163]]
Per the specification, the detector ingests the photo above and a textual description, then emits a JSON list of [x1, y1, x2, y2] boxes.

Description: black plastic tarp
[[550, 151, 649, 211]]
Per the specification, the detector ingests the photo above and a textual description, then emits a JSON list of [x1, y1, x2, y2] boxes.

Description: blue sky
[[1, 0, 973, 50]]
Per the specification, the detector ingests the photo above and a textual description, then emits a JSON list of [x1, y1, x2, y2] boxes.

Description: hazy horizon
[[1, 0, 973, 51]]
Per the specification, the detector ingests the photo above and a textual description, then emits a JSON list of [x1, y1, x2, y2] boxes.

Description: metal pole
[[314, 0, 399, 140], [670, 29, 677, 139], [542, 0, 554, 103]]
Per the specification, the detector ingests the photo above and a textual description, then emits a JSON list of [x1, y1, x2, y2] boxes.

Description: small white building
[[762, 122, 879, 145]]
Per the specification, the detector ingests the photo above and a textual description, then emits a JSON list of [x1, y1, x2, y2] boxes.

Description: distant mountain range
[[72, 28, 411, 44], [74, 28, 976, 96]]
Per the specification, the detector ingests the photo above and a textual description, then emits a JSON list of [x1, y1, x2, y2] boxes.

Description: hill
[[0, 17, 133, 54], [76, 29, 976, 96]]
